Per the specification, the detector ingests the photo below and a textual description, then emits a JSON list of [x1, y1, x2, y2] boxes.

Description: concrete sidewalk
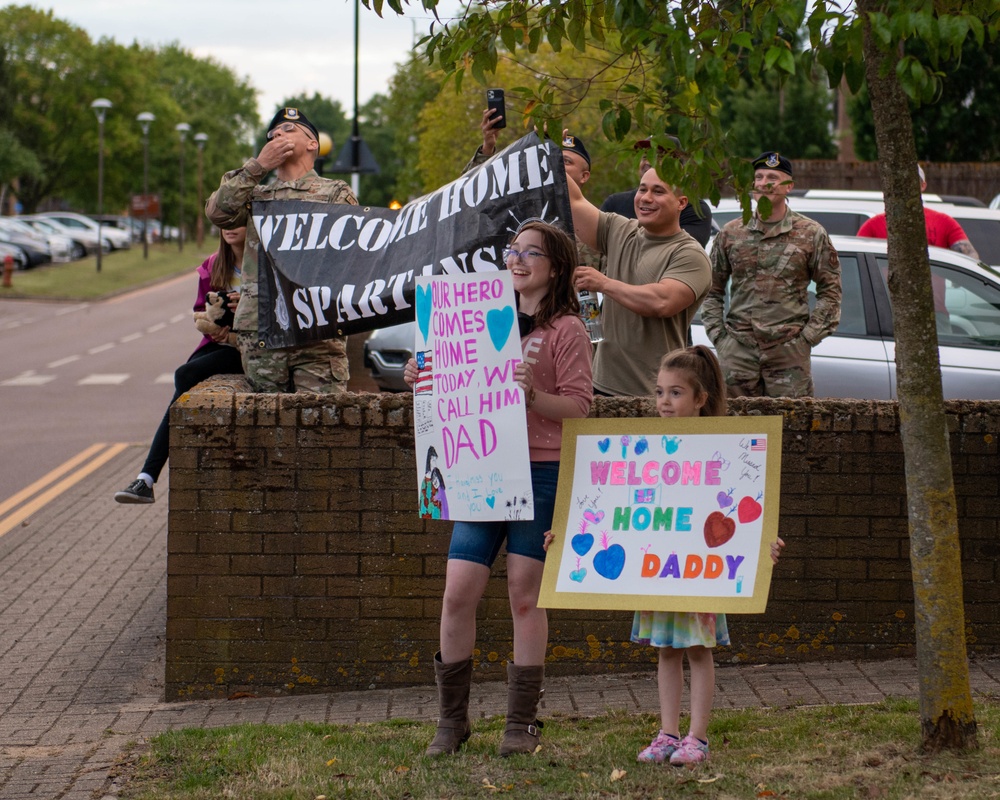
[[0, 447, 998, 799]]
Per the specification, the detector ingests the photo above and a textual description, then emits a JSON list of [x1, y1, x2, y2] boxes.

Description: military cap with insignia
[[752, 151, 793, 176], [267, 107, 318, 140], [561, 133, 591, 167]]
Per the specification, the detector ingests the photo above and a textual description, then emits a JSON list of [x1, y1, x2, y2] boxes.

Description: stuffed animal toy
[[194, 291, 235, 336]]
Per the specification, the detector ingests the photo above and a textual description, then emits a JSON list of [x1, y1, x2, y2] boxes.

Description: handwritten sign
[[538, 416, 783, 613], [413, 272, 533, 521]]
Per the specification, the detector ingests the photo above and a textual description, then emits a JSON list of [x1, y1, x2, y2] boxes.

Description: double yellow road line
[[0, 443, 130, 539]]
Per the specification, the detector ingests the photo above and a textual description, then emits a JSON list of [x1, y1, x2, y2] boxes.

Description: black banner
[[255, 132, 573, 347]]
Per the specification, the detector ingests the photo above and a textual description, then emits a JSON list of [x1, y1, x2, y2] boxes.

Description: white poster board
[[412, 272, 533, 521], [539, 416, 783, 613]]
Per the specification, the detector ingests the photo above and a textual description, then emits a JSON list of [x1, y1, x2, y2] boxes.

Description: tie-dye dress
[[631, 610, 730, 649]]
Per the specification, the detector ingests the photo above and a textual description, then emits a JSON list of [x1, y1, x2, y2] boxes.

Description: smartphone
[[486, 88, 506, 129]]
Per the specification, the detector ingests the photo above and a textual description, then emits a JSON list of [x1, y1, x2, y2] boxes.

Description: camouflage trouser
[[715, 333, 813, 398], [237, 332, 349, 394]]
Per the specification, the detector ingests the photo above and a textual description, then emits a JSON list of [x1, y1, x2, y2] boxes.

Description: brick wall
[[165, 380, 1000, 699]]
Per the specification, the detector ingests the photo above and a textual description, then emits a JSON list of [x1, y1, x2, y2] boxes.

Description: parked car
[[0, 241, 28, 270], [22, 216, 102, 259], [363, 236, 1000, 400], [1, 217, 73, 263], [0, 219, 51, 268], [90, 214, 144, 242], [712, 197, 885, 238], [38, 211, 132, 251], [794, 188, 986, 207], [712, 198, 1000, 267]]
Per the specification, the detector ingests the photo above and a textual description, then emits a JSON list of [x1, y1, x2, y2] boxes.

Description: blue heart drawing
[[571, 533, 594, 556], [662, 436, 681, 455], [486, 305, 515, 352], [597, 437, 611, 454], [570, 568, 587, 583], [593, 544, 626, 581], [486, 496, 495, 508], [416, 284, 432, 343]]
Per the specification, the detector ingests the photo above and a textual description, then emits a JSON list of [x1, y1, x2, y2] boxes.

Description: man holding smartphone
[[464, 98, 602, 270]]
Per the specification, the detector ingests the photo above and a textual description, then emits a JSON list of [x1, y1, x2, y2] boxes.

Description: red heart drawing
[[738, 496, 763, 523], [704, 511, 736, 548]]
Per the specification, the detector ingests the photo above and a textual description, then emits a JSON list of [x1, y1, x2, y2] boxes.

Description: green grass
[[0, 243, 214, 300], [114, 700, 1000, 799]]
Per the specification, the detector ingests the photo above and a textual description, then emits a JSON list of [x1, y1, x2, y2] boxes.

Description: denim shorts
[[448, 461, 559, 566]]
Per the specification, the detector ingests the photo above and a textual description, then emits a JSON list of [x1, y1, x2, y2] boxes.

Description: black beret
[[752, 151, 793, 176], [561, 133, 591, 168], [267, 107, 318, 140]]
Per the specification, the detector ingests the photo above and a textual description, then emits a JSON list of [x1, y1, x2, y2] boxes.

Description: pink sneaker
[[637, 730, 680, 763], [669, 734, 709, 765]]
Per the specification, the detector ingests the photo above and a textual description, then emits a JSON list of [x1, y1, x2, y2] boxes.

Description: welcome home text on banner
[[412, 271, 533, 522], [253, 132, 573, 347], [538, 417, 783, 614]]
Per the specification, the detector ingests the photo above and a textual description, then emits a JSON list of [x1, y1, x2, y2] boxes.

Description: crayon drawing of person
[[420, 446, 448, 519]]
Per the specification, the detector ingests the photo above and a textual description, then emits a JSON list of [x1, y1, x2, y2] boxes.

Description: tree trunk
[[858, 1, 976, 752]]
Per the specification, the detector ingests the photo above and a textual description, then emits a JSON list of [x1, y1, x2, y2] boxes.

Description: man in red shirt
[[857, 165, 979, 259]]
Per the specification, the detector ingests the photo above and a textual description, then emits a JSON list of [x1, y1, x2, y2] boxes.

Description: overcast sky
[[38, 0, 466, 118]]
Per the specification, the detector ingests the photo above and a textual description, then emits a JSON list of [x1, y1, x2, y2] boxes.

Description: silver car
[[363, 235, 1000, 400]]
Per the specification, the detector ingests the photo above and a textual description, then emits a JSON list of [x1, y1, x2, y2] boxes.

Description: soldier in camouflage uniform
[[206, 107, 358, 393], [464, 112, 602, 270], [702, 152, 841, 398]]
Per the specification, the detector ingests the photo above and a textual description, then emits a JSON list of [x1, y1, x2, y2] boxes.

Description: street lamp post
[[91, 98, 112, 273], [193, 132, 208, 248], [175, 122, 191, 252], [136, 112, 155, 260]]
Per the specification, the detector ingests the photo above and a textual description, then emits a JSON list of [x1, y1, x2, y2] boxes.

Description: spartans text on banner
[[254, 132, 573, 347]]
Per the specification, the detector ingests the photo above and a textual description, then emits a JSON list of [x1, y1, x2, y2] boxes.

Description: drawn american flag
[[633, 488, 655, 504], [750, 438, 767, 451], [414, 351, 433, 395]]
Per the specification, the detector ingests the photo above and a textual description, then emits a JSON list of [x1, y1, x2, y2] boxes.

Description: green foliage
[[0, 128, 41, 186], [412, 40, 644, 203], [379, 0, 1000, 204], [850, 33, 1000, 162], [0, 5, 259, 225], [379, 55, 443, 203], [717, 63, 837, 161]]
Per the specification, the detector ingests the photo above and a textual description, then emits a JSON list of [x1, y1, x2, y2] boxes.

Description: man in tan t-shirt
[[568, 165, 711, 397]]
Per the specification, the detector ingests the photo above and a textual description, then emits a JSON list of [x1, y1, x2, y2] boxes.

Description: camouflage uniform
[[206, 159, 358, 393], [702, 208, 841, 398]]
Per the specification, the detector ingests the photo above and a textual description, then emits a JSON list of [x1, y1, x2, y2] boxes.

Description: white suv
[[711, 197, 1000, 267], [38, 212, 132, 251]]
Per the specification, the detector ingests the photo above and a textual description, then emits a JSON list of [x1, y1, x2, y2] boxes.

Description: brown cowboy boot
[[425, 652, 473, 756], [499, 662, 544, 757]]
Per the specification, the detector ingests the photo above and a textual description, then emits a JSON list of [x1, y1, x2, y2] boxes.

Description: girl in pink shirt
[[404, 220, 593, 758]]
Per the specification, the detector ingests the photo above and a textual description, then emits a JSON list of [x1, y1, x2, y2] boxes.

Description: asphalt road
[[0, 272, 379, 504], [0, 273, 201, 502]]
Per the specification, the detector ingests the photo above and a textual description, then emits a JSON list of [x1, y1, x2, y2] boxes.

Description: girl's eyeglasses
[[503, 247, 549, 264]]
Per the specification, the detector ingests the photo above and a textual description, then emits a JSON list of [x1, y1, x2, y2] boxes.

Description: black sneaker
[[114, 479, 155, 504]]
